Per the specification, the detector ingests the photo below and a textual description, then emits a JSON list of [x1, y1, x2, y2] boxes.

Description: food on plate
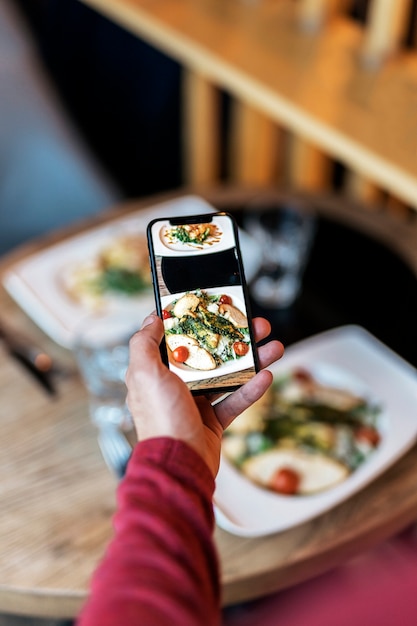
[[166, 334, 216, 371], [242, 448, 349, 495], [268, 466, 300, 496], [222, 366, 382, 496], [163, 289, 250, 371], [63, 234, 151, 308], [164, 222, 222, 247], [172, 292, 200, 318], [218, 302, 248, 328]]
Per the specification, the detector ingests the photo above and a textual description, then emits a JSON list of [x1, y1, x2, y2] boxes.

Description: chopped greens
[[165, 222, 221, 247], [222, 366, 383, 494], [169, 225, 211, 244], [96, 268, 149, 295], [164, 289, 250, 368]]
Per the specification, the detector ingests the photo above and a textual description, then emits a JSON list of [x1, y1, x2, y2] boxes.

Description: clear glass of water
[[73, 313, 139, 431], [243, 192, 316, 308]]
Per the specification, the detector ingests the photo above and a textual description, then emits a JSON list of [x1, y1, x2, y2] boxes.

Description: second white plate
[[3, 195, 261, 348], [214, 325, 417, 537]]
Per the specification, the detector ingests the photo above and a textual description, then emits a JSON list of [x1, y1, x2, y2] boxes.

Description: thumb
[[141, 312, 162, 331], [139, 313, 164, 343], [128, 313, 165, 374]]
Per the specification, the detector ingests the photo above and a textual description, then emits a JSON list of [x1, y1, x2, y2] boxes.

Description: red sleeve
[[76, 437, 221, 626]]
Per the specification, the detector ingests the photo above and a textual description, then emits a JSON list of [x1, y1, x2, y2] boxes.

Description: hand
[[126, 314, 284, 477]]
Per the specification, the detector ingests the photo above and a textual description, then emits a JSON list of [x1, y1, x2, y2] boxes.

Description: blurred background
[[2, 0, 417, 366], [3, 0, 417, 244], [9, 0, 417, 198], [10, 0, 183, 199]]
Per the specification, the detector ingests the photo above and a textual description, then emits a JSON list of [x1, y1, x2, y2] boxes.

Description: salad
[[222, 366, 383, 495], [164, 222, 222, 248], [63, 234, 151, 309], [163, 288, 251, 371]]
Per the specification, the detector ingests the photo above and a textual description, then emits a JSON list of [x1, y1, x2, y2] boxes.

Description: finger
[[214, 338, 284, 427], [212, 339, 284, 427], [252, 317, 272, 343], [128, 314, 164, 370], [214, 369, 273, 430], [205, 338, 284, 405], [137, 313, 164, 343], [257, 339, 284, 370]]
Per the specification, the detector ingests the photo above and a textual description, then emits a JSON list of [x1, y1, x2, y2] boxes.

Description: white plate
[[159, 223, 222, 253], [2, 196, 262, 348], [214, 325, 417, 537], [151, 213, 235, 257]]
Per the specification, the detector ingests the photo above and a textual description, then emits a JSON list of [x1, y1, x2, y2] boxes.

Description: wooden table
[[77, 0, 417, 207], [1, 187, 417, 620]]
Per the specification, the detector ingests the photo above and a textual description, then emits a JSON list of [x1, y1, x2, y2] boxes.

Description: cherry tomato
[[219, 294, 232, 305], [162, 309, 173, 319], [355, 425, 381, 447], [233, 341, 249, 357], [172, 346, 189, 363], [269, 467, 300, 495], [293, 367, 314, 384]]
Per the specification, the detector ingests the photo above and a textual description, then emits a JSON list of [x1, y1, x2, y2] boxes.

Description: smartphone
[[147, 212, 259, 394]]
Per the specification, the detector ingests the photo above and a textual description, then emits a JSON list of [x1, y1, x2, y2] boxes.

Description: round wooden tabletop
[[1, 187, 417, 619]]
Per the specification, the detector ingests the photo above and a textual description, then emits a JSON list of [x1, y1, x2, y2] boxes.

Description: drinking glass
[[73, 313, 139, 431], [243, 192, 316, 308]]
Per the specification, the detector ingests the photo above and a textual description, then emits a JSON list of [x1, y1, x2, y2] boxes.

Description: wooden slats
[[298, 0, 353, 31], [182, 70, 221, 185], [228, 101, 280, 185], [286, 136, 333, 192], [79, 0, 417, 211], [362, 0, 413, 67], [344, 172, 385, 207]]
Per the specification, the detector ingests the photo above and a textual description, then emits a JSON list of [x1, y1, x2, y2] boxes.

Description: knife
[[0, 323, 57, 396]]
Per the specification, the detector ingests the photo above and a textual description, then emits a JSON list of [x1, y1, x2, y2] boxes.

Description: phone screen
[[147, 212, 259, 394]]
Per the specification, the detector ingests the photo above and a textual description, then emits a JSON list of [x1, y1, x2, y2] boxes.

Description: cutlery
[[98, 425, 132, 479], [0, 321, 57, 396]]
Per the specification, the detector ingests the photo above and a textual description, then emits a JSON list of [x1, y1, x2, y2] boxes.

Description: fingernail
[[141, 314, 157, 329]]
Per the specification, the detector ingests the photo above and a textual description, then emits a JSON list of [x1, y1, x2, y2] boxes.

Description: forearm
[[77, 437, 220, 626]]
